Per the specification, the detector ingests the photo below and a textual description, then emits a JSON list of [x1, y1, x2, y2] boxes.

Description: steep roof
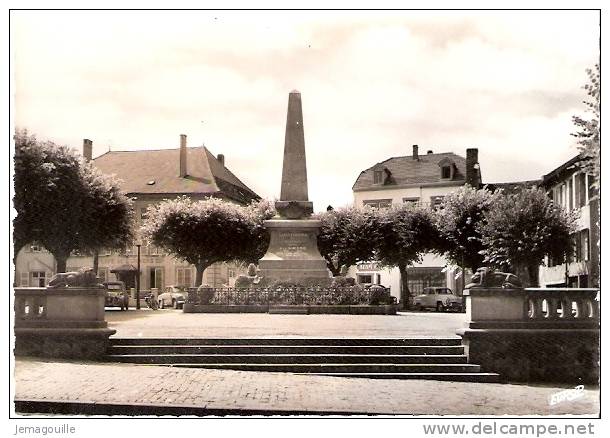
[[541, 155, 583, 187], [352, 152, 467, 191], [93, 146, 260, 205]]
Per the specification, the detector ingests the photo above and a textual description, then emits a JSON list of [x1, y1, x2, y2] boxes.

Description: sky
[[11, 10, 600, 212]]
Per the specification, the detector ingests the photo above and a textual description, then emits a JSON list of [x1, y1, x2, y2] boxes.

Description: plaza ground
[[105, 308, 466, 338], [14, 358, 599, 416], [13, 310, 600, 416]]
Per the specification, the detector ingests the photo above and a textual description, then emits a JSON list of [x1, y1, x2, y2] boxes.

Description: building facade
[[538, 156, 599, 288], [349, 145, 482, 306], [15, 135, 260, 291]]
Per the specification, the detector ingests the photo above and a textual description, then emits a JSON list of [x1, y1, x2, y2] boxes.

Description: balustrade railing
[[187, 286, 396, 306], [464, 286, 599, 325], [524, 288, 598, 321], [14, 286, 108, 328], [14, 287, 47, 322]]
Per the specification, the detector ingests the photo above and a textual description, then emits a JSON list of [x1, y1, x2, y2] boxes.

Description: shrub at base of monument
[[183, 280, 397, 314], [331, 276, 356, 287]]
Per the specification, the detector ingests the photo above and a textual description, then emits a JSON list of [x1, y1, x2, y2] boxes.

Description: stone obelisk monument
[[258, 91, 330, 283]]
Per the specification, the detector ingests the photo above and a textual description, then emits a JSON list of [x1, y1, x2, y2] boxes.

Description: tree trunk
[[195, 262, 211, 287], [527, 264, 540, 287], [92, 250, 99, 274], [13, 241, 27, 287], [398, 263, 410, 310], [55, 254, 68, 273], [513, 263, 537, 287], [327, 262, 341, 277]]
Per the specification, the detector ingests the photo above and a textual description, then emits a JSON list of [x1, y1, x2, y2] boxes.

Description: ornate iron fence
[[187, 286, 396, 306]]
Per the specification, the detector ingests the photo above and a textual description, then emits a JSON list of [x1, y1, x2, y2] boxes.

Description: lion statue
[[47, 267, 104, 288], [465, 267, 523, 289]]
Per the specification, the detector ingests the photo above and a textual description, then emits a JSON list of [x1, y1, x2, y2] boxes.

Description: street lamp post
[[136, 243, 141, 309]]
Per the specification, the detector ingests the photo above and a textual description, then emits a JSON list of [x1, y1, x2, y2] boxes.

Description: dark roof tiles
[[93, 146, 259, 204], [353, 152, 467, 190]]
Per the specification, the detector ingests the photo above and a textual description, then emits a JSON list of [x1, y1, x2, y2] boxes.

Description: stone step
[[108, 345, 465, 355], [306, 373, 501, 383], [105, 337, 497, 382], [106, 353, 468, 364], [124, 363, 482, 373], [109, 337, 463, 346]]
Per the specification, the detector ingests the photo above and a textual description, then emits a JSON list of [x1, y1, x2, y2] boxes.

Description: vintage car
[[103, 281, 129, 310], [157, 285, 187, 309], [412, 287, 463, 312]]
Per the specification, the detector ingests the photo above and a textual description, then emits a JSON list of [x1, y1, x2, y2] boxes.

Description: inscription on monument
[[278, 231, 310, 258]]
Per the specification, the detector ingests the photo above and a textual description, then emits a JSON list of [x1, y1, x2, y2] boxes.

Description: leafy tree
[[572, 63, 600, 186], [374, 204, 443, 308], [13, 129, 133, 273], [80, 160, 135, 255], [316, 206, 378, 276], [435, 186, 498, 272], [478, 187, 575, 287], [142, 197, 270, 286], [240, 199, 276, 263]]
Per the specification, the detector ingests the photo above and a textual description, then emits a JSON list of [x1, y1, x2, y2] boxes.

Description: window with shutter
[[582, 229, 590, 261], [176, 268, 184, 286], [98, 267, 108, 283], [31, 271, 46, 287], [155, 267, 164, 289], [587, 174, 596, 202]]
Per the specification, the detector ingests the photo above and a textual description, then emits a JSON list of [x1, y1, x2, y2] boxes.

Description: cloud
[[11, 10, 599, 210]]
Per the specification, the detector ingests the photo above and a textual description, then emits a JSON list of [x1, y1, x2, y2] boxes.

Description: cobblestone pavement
[[14, 358, 599, 416], [105, 309, 466, 338]]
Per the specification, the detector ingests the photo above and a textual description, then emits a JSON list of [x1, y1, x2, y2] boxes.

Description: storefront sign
[[357, 262, 380, 271]]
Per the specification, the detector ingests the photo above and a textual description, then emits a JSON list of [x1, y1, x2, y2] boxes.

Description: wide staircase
[[107, 338, 500, 383]]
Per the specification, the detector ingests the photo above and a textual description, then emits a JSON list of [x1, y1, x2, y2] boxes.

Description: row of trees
[[13, 129, 574, 290], [141, 185, 574, 292], [317, 185, 575, 289]]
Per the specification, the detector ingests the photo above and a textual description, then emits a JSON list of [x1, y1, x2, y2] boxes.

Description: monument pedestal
[[258, 219, 330, 282]]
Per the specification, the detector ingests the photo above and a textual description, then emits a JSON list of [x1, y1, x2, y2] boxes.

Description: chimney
[[466, 148, 479, 187], [179, 134, 187, 177], [427, 150, 433, 155], [412, 144, 419, 160], [217, 154, 225, 166], [83, 139, 93, 161]]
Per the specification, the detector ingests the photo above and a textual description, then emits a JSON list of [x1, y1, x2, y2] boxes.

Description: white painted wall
[[353, 183, 463, 207]]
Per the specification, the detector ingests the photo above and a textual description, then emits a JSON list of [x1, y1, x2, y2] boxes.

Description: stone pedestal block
[[458, 327, 599, 384], [15, 327, 116, 359], [14, 287, 115, 359], [464, 287, 527, 321], [258, 219, 330, 283]]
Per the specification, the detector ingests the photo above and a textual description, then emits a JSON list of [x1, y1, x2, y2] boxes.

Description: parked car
[[103, 281, 129, 310], [363, 284, 387, 291], [157, 285, 187, 309], [413, 287, 463, 312]]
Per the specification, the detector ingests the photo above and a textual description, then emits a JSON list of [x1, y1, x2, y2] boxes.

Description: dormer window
[[373, 167, 394, 185], [438, 158, 456, 180], [374, 170, 383, 184]]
